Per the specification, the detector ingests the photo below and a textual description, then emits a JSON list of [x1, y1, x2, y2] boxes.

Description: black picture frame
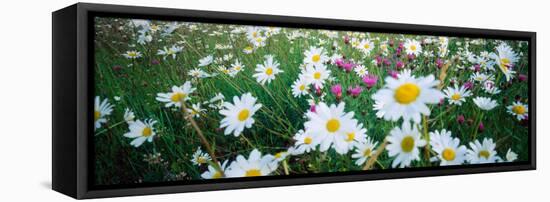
[[52, 2, 536, 199]]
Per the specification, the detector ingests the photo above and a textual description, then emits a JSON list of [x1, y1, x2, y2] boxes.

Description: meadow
[[93, 17, 530, 185]]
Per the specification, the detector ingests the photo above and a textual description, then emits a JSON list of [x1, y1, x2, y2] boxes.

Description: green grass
[[93, 17, 530, 185]]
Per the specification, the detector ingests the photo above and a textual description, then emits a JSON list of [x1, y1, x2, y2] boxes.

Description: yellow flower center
[[275, 152, 285, 159], [500, 58, 510, 72], [478, 150, 490, 159], [312, 54, 321, 63], [234, 66, 241, 71], [313, 72, 322, 80], [364, 43, 370, 49], [128, 52, 137, 57], [400, 136, 415, 153], [299, 84, 306, 91], [245, 169, 261, 177], [304, 137, 312, 144], [212, 171, 223, 179], [410, 45, 417, 51], [265, 67, 273, 76], [512, 105, 526, 115], [94, 110, 100, 121], [170, 92, 186, 102], [394, 83, 421, 104], [245, 46, 253, 51], [252, 32, 258, 38], [142, 127, 152, 137], [326, 119, 341, 133], [451, 93, 461, 101], [363, 148, 372, 157], [238, 109, 250, 122], [197, 156, 207, 164], [346, 132, 355, 142], [255, 37, 263, 43], [442, 148, 456, 161]]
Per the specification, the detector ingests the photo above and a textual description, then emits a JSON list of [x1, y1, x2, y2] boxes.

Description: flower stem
[[181, 102, 223, 174]]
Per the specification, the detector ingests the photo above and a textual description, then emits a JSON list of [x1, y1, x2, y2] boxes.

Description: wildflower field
[[93, 17, 530, 185]]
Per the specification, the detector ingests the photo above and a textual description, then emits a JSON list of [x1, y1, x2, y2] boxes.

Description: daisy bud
[[151, 59, 160, 65], [309, 104, 317, 113], [383, 58, 391, 66], [396, 49, 402, 57], [344, 35, 350, 44], [375, 56, 383, 66], [315, 85, 322, 96], [518, 74, 527, 82], [331, 84, 343, 101], [396, 61, 404, 69], [407, 54, 415, 61], [347, 85, 363, 97], [112, 65, 123, 72], [478, 121, 485, 132], [436, 59, 444, 69], [389, 70, 399, 79], [343, 62, 354, 72], [389, 40, 395, 47], [464, 81, 474, 90], [362, 74, 378, 89], [457, 115, 465, 124], [335, 58, 345, 68], [474, 64, 481, 72]]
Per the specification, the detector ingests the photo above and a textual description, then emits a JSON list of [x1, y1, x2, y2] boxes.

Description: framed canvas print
[[52, 3, 536, 199]]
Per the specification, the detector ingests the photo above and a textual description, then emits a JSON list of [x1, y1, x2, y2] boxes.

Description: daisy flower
[[303, 46, 329, 67], [507, 101, 528, 120], [372, 69, 444, 124], [304, 102, 355, 154], [505, 148, 518, 162], [466, 138, 499, 164], [229, 59, 245, 77], [123, 119, 158, 147], [470, 72, 491, 83], [351, 137, 378, 166], [201, 160, 229, 179], [273, 151, 290, 162], [386, 121, 426, 168], [443, 84, 472, 106], [225, 149, 277, 177], [123, 108, 135, 124], [191, 147, 212, 166], [156, 81, 196, 108], [157, 45, 183, 60], [473, 97, 498, 111], [188, 68, 208, 79], [429, 129, 467, 165], [243, 46, 254, 54], [304, 64, 331, 89], [253, 55, 283, 85], [292, 130, 318, 155], [358, 39, 375, 55], [490, 43, 518, 82], [404, 39, 422, 56], [122, 50, 142, 59], [198, 55, 213, 66], [187, 103, 205, 118], [291, 75, 310, 98], [94, 96, 113, 130], [337, 122, 368, 153], [219, 93, 262, 136], [354, 65, 369, 77]]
